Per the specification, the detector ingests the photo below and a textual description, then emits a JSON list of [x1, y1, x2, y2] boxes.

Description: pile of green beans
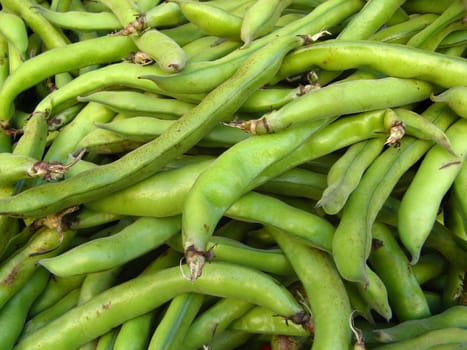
[[0, 0, 466, 349]]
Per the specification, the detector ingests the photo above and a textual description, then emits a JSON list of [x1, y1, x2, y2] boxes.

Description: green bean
[[1, 0, 69, 49], [398, 118, 467, 264], [239, 78, 433, 134], [78, 268, 121, 305], [20, 288, 81, 339], [67, 207, 122, 230], [136, 0, 162, 12], [183, 35, 241, 63], [203, 329, 253, 350], [356, 266, 392, 321], [76, 128, 143, 154], [148, 293, 205, 350], [371, 328, 467, 350], [439, 29, 467, 48], [29, 274, 85, 317], [14, 262, 306, 350], [442, 266, 466, 308], [406, 0, 466, 49], [0, 12, 29, 57], [240, 0, 292, 47], [32, 5, 121, 31], [143, 0, 364, 94], [0, 268, 49, 350], [230, 306, 310, 337], [183, 298, 254, 349], [317, 138, 385, 215], [0, 35, 305, 218], [274, 40, 467, 88], [370, 14, 439, 43], [403, 0, 453, 14], [0, 227, 76, 309], [78, 91, 195, 119], [345, 282, 375, 324], [161, 22, 207, 46], [183, 117, 332, 279], [369, 222, 431, 321], [386, 7, 410, 26], [269, 226, 351, 350], [95, 328, 118, 350], [432, 86, 467, 119], [0, 35, 136, 123], [39, 216, 181, 277], [374, 306, 467, 343]]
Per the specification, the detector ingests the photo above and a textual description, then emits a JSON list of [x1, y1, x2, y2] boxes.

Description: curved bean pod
[[398, 118, 467, 264], [14, 262, 306, 350], [369, 222, 431, 322], [239, 77, 433, 134], [431, 86, 467, 119], [0, 12, 29, 56], [269, 226, 352, 350], [274, 40, 467, 87], [356, 266, 392, 321], [38, 216, 181, 277], [0, 35, 136, 122]]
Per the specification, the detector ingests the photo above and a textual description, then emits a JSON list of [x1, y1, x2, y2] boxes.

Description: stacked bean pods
[[0, 0, 466, 349]]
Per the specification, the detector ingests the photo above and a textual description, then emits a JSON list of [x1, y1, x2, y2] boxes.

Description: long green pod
[[13, 111, 48, 160], [182, 117, 332, 279], [431, 86, 467, 119], [183, 298, 254, 349], [369, 222, 431, 322], [371, 328, 467, 350], [0, 12, 29, 57], [0, 268, 49, 350], [240, 0, 293, 47], [78, 268, 121, 305], [356, 266, 392, 321], [14, 262, 306, 350], [183, 35, 242, 63], [239, 78, 433, 134], [0, 35, 305, 218], [0, 35, 136, 122], [398, 118, 467, 264], [373, 306, 467, 343], [31, 6, 121, 31], [274, 40, 467, 87], [148, 293, 205, 350], [269, 226, 352, 350], [142, 0, 363, 94], [316, 138, 385, 215], [38, 216, 181, 277]]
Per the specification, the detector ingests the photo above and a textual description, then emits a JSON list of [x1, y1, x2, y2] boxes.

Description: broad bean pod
[[274, 40, 467, 88], [182, 117, 332, 278], [183, 297, 254, 349], [148, 293, 205, 350], [411, 253, 448, 285], [431, 86, 467, 119], [356, 266, 392, 321], [78, 268, 121, 305], [0, 268, 48, 350], [0, 35, 136, 122], [0, 35, 305, 218], [398, 118, 467, 264], [0, 12, 29, 57], [183, 35, 241, 63], [239, 77, 433, 134], [369, 222, 431, 321], [14, 262, 307, 350], [38, 216, 181, 277], [269, 226, 352, 350]]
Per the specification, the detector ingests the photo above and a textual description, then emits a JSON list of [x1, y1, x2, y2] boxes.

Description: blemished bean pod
[[77, 91, 195, 119], [268, 226, 352, 350], [374, 305, 467, 343], [369, 222, 431, 322], [132, 28, 187, 73], [371, 328, 467, 350], [237, 77, 433, 134], [431, 86, 467, 119], [0, 35, 136, 122], [0, 227, 76, 309], [182, 117, 332, 279], [230, 306, 311, 337], [398, 118, 467, 265], [14, 262, 307, 350], [38, 216, 181, 277], [0, 34, 305, 218], [316, 138, 385, 215], [143, 0, 364, 94], [273, 40, 467, 88], [0, 268, 48, 350], [240, 0, 292, 47], [148, 293, 205, 350], [183, 298, 254, 349]]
